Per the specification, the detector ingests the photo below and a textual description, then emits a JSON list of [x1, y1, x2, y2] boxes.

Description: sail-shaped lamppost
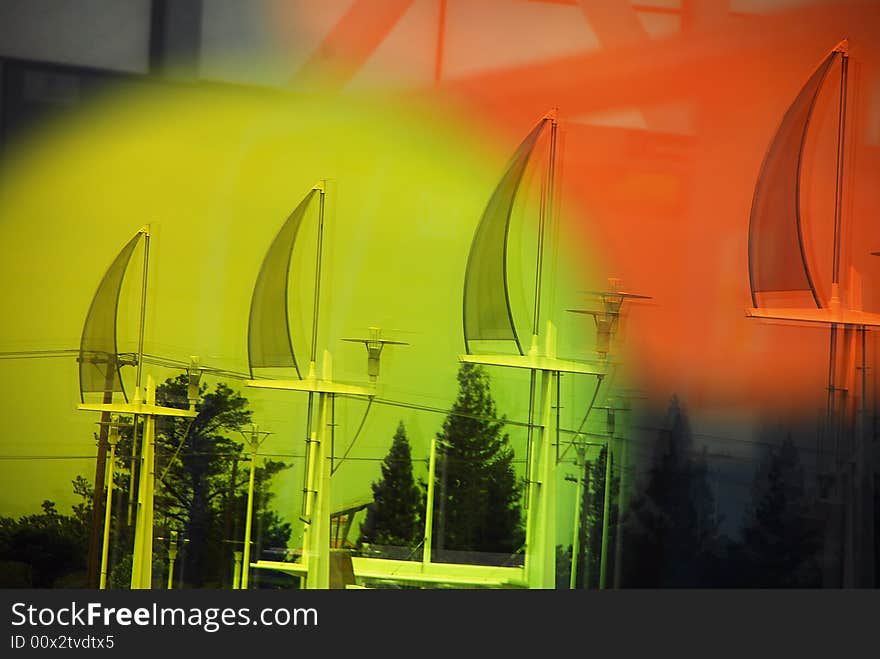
[[78, 226, 198, 589], [745, 40, 879, 587], [460, 110, 607, 589], [246, 182, 404, 589]]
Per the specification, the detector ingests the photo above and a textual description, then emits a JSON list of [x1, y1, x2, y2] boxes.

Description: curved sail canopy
[[79, 231, 144, 403], [748, 50, 839, 308], [248, 188, 319, 378], [463, 117, 550, 355]]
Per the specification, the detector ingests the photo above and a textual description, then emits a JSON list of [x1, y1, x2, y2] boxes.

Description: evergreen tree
[[621, 396, 720, 587], [358, 421, 422, 548], [739, 435, 821, 587], [430, 363, 523, 556]]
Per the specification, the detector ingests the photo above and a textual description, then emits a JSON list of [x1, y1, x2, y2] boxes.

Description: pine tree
[[739, 435, 821, 587], [430, 363, 524, 556], [621, 396, 720, 587], [359, 421, 422, 548]]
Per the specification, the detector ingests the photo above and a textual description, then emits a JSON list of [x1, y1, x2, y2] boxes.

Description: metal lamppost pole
[[128, 228, 151, 528], [82, 373, 197, 589], [422, 437, 450, 566], [240, 424, 271, 589], [249, 350, 374, 589], [423, 436, 439, 566], [99, 416, 120, 589], [245, 183, 405, 589], [77, 224, 200, 589], [461, 320, 604, 589], [131, 376, 157, 589], [132, 358, 201, 589], [308, 385, 333, 590]]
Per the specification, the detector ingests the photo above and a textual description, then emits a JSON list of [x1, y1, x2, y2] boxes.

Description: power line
[[632, 424, 838, 458], [0, 455, 97, 460], [0, 349, 252, 382], [332, 398, 374, 474], [344, 393, 533, 429], [0, 349, 80, 359], [3, 347, 842, 469], [0, 452, 301, 461]]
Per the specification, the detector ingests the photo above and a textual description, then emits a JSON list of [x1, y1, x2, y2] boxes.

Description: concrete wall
[[0, 0, 151, 72]]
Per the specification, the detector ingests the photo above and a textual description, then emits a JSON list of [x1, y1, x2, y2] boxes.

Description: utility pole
[[86, 365, 116, 588], [612, 417, 629, 589], [568, 443, 602, 589], [223, 456, 239, 587], [566, 447, 586, 589], [583, 465, 594, 589], [599, 406, 614, 589]]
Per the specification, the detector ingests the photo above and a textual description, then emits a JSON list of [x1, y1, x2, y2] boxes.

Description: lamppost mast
[[239, 424, 271, 589]]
